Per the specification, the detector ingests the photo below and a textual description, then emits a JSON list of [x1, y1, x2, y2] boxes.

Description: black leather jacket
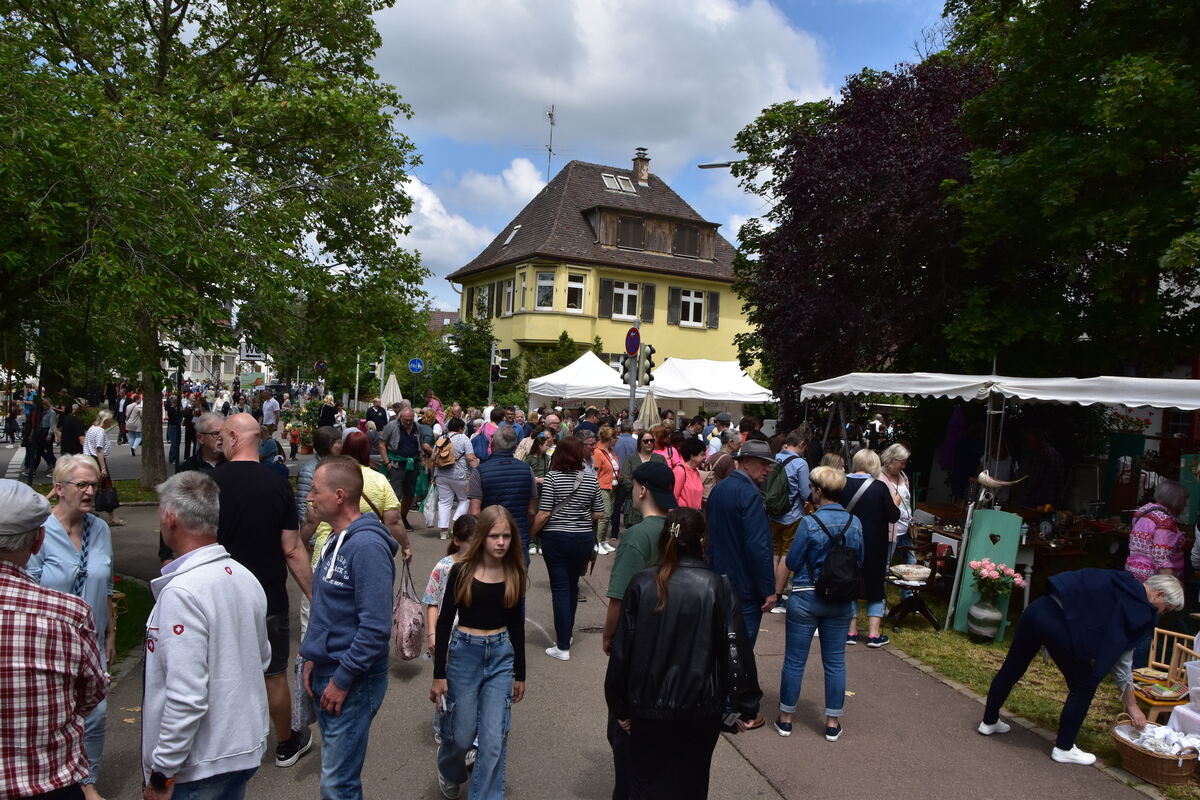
[[605, 556, 761, 721]]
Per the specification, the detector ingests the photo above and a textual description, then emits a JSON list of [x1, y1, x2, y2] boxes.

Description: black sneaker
[[403, 519, 415, 532], [825, 723, 843, 742], [276, 727, 313, 767]]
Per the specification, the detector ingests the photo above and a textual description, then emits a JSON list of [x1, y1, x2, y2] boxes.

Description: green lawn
[[109, 479, 161, 504], [880, 586, 1200, 798], [112, 576, 154, 668]]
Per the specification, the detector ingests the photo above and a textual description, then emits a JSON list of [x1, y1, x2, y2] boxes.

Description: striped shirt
[[537, 470, 604, 535], [0, 560, 109, 797], [83, 426, 110, 459]]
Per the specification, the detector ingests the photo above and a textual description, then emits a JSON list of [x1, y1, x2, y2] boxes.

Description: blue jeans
[[311, 667, 388, 800], [779, 590, 854, 717], [854, 598, 885, 619], [540, 531, 594, 650], [741, 600, 764, 649], [81, 699, 106, 785], [167, 426, 180, 465], [129, 430, 143, 451], [171, 768, 257, 800], [888, 533, 916, 598], [438, 630, 514, 800]]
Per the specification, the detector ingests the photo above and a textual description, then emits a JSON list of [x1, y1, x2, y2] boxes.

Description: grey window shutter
[[667, 286, 681, 325], [640, 283, 656, 323], [706, 290, 720, 329], [466, 287, 476, 317], [598, 278, 614, 319], [493, 281, 502, 318]]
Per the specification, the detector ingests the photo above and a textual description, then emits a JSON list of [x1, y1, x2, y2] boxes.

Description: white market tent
[[380, 372, 404, 408], [648, 358, 775, 404], [527, 351, 633, 406], [800, 371, 1200, 632], [800, 372, 1200, 410]]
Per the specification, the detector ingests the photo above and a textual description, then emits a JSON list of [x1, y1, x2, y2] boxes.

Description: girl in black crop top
[[430, 505, 528, 798]]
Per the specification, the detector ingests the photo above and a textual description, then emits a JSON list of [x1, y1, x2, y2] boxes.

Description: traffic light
[[367, 362, 377, 381], [496, 353, 509, 380], [490, 364, 501, 383], [638, 344, 655, 385], [620, 354, 635, 385]]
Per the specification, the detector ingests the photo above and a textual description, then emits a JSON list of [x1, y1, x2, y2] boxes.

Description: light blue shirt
[[771, 450, 810, 525], [27, 512, 113, 668]]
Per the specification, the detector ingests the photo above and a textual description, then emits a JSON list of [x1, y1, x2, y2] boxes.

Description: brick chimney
[[632, 147, 650, 186]]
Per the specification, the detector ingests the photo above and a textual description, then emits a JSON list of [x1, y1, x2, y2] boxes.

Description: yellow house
[[447, 150, 751, 369]]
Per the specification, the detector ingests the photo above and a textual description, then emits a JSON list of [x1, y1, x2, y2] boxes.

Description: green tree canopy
[[0, 0, 425, 484]]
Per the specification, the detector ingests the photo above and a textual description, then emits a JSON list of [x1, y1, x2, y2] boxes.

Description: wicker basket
[[1111, 713, 1199, 786]]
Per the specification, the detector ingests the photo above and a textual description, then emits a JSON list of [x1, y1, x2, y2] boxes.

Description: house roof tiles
[[447, 159, 737, 284]]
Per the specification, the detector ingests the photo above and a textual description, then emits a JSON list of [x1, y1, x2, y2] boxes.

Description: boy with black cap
[[602, 460, 676, 800]]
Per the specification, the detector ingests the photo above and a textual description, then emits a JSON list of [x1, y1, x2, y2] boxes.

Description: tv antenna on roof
[[545, 104, 556, 182]]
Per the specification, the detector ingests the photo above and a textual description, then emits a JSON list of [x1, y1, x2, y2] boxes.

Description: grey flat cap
[[0, 480, 52, 535]]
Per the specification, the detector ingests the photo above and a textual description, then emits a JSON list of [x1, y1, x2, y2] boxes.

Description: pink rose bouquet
[[968, 557, 1025, 599]]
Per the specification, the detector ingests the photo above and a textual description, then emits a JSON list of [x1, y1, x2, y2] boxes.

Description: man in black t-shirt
[[215, 413, 314, 768], [59, 404, 85, 455]]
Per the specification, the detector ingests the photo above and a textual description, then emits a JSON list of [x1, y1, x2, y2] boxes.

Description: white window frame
[[617, 175, 635, 193], [566, 273, 585, 313], [601, 173, 620, 190], [612, 280, 638, 320], [503, 279, 514, 316], [519, 272, 527, 311], [679, 288, 705, 327], [535, 271, 555, 310], [477, 284, 491, 317]]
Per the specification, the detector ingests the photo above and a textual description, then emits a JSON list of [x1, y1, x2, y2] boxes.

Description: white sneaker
[[1051, 746, 1096, 765], [439, 530, 449, 540], [545, 646, 570, 661], [978, 720, 1011, 736], [593, 544, 601, 554], [437, 771, 461, 798], [601, 542, 616, 554]]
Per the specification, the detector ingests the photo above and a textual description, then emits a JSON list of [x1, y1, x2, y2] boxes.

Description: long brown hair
[[654, 508, 707, 612], [453, 505, 528, 609]]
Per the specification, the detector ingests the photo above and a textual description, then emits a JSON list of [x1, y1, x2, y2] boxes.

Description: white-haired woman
[[28, 454, 115, 800], [83, 410, 124, 527], [124, 393, 143, 456], [979, 570, 1183, 766]]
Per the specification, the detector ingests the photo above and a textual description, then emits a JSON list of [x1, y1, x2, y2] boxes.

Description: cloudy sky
[[374, 0, 946, 311]]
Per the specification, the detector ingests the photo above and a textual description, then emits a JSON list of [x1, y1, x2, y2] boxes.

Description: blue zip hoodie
[[300, 512, 397, 689]]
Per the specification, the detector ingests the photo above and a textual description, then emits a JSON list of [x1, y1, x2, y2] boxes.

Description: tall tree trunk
[[137, 315, 167, 488]]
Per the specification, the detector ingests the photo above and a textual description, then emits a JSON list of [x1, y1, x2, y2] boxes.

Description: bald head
[[221, 413, 262, 461]]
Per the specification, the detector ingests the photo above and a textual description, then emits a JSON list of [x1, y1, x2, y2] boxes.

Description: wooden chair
[[1133, 634, 1197, 725], [1133, 628, 1193, 684], [883, 542, 953, 633]]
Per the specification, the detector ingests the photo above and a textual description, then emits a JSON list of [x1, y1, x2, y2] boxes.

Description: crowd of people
[[0, 380, 1186, 800]]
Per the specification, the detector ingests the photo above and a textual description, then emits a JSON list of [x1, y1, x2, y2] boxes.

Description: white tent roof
[[527, 351, 632, 403], [647, 358, 774, 403], [800, 372, 1200, 410]]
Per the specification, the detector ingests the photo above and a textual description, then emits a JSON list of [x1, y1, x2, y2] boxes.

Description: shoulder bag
[[392, 559, 425, 661]]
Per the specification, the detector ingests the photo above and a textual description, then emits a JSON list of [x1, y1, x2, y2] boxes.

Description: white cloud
[[398, 178, 495, 284], [374, 0, 832, 177], [446, 157, 546, 214]]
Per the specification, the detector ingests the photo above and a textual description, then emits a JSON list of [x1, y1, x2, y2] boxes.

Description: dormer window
[[617, 216, 645, 249], [601, 173, 637, 194], [673, 225, 700, 257]]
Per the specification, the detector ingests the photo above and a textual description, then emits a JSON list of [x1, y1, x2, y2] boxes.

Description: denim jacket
[[785, 503, 864, 590]]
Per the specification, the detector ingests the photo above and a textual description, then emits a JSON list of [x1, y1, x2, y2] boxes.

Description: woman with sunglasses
[[619, 429, 667, 529], [27, 454, 115, 800]]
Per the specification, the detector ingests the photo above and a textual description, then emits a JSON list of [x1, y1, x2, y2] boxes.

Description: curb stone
[[883, 642, 1165, 800]]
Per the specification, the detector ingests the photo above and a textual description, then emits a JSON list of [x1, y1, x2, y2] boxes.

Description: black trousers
[[983, 595, 1102, 749], [608, 714, 633, 800], [629, 716, 721, 800]]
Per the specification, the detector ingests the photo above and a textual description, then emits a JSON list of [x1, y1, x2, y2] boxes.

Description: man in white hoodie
[[142, 471, 271, 800]]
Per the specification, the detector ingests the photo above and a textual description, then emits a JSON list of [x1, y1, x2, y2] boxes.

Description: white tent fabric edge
[[799, 372, 1200, 411], [527, 351, 633, 405]]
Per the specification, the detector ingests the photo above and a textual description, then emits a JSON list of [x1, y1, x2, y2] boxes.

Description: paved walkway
[[86, 505, 1151, 799]]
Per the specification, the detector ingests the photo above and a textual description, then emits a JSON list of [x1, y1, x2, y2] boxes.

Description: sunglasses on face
[[641, 438, 654, 444]]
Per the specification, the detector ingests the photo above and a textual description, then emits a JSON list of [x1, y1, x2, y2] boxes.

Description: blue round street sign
[[408, 358, 424, 374], [624, 327, 641, 357]]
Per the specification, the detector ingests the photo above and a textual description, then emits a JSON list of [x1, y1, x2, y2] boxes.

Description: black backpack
[[809, 512, 860, 603]]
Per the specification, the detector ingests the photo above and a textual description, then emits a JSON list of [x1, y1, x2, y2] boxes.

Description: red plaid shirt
[[0, 559, 109, 797]]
